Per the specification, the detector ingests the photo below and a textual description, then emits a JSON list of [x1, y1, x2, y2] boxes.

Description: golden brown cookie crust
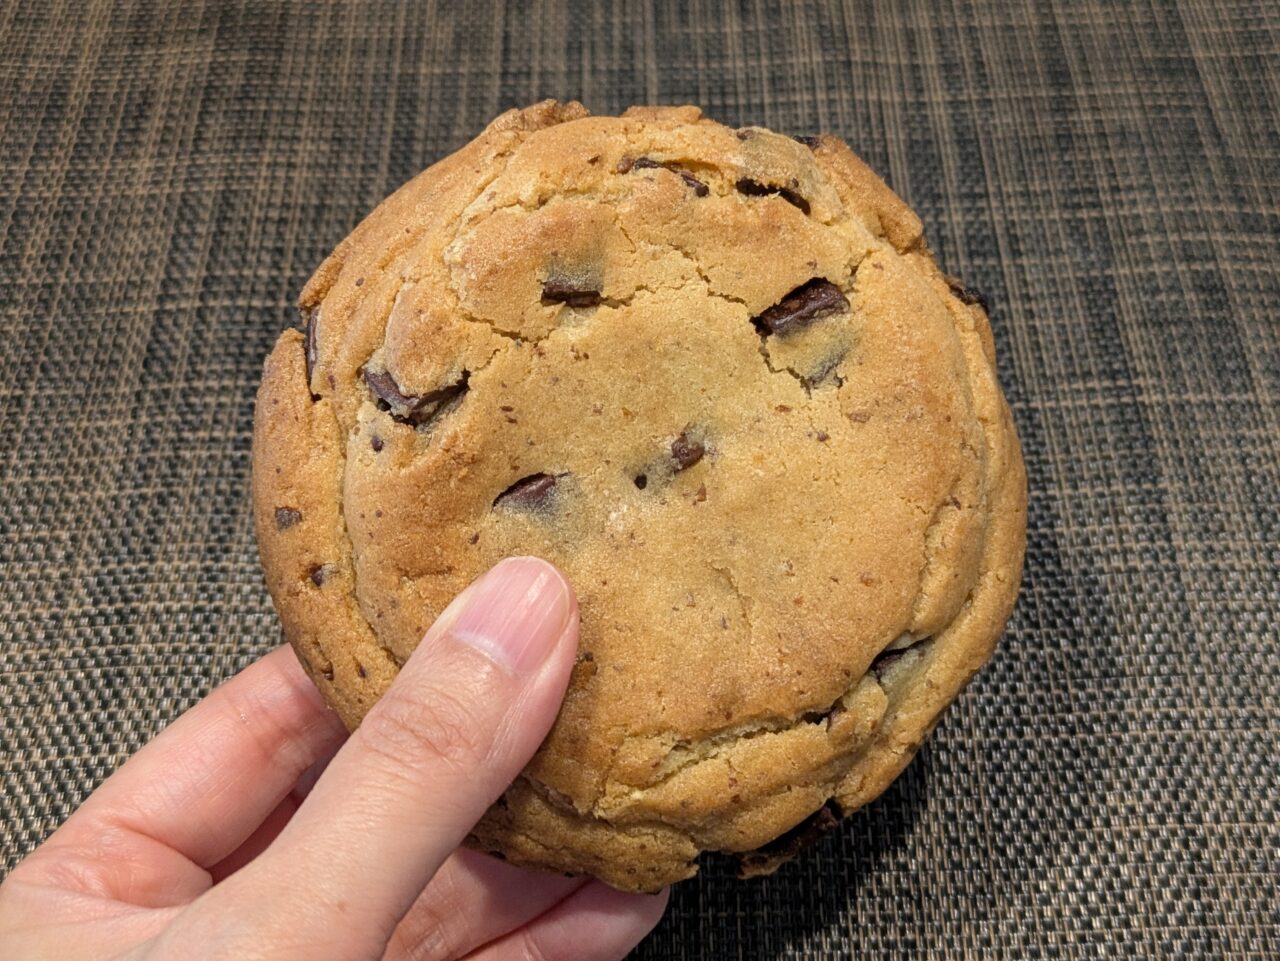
[[252, 101, 1027, 893]]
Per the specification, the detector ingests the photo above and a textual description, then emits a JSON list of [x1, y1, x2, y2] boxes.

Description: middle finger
[[384, 849, 585, 961]]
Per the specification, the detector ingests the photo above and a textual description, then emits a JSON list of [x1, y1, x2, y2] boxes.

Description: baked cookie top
[[253, 101, 1026, 892]]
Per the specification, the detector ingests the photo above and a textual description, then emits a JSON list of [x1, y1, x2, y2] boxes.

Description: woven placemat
[[1, 1, 1276, 957]]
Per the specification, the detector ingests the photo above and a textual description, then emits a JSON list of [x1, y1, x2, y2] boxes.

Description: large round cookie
[[253, 101, 1026, 892]]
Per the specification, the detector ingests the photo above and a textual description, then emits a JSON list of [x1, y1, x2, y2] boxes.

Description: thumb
[[208, 557, 578, 957]]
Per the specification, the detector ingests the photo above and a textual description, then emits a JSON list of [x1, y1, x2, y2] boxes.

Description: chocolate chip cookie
[[252, 101, 1027, 892]]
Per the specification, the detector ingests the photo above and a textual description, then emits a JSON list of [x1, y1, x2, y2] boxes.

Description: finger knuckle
[[358, 684, 493, 779]]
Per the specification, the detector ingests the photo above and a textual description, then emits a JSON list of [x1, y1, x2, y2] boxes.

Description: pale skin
[[0, 557, 668, 959]]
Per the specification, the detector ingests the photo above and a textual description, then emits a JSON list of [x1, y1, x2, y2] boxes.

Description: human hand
[[0, 557, 667, 959]]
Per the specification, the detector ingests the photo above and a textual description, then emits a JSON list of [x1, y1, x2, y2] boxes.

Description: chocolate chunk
[[364, 367, 469, 427], [792, 134, 822, 148], [542, 279, 602, 308], [302, 307, 319, 392], [738, 802, 842, 878], [274, 507, 302, 530], [494, 472, 559, 510], [620, 156, 709, 196], [370, 435, 383, 452], [678, 170, 710, 196], [947, 277, 991, 312], [735, 178, 811, 215], [752, 279, 849, 336], [634, 474, 648, 490], [870, 635, 931, 678], [670, 432, 705, 470], [870, 649, 904, 675], [363, 367, 414, 412], [308, 564, 333, 587]]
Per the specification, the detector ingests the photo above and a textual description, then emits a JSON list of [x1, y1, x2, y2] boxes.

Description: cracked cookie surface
[[252, 101, 1027, 892]]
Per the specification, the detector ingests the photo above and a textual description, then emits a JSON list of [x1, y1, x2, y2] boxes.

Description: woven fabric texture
[[2, 1, 1277, 957]]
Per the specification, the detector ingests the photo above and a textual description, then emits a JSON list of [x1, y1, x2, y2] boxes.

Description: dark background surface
[[2, 1, 1277, 957]]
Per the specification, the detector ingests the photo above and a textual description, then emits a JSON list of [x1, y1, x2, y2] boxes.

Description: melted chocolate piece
[[274, 507, 302, 530], [947, 277, 991, 312], [870, 635, 932, 678], [738, 803, 842, 878], [792, 134, 822, 148], [363, 368, 413, 411], [494, 473, 560, 510], [870, 649, 905, 674], [542, 278, 603, 308], [735, 177, 811, 215], [670, 432, 705, 470], [364, 367, 469, 427], [308, 564, 333, 587], [303, 307, 319, 393], [752, 279, 849, 336], [620, 156, 710, 196], [678, 170, 710, 196]]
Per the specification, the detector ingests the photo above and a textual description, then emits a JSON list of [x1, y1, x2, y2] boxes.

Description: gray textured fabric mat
[[1, 1, 1277, 957]]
